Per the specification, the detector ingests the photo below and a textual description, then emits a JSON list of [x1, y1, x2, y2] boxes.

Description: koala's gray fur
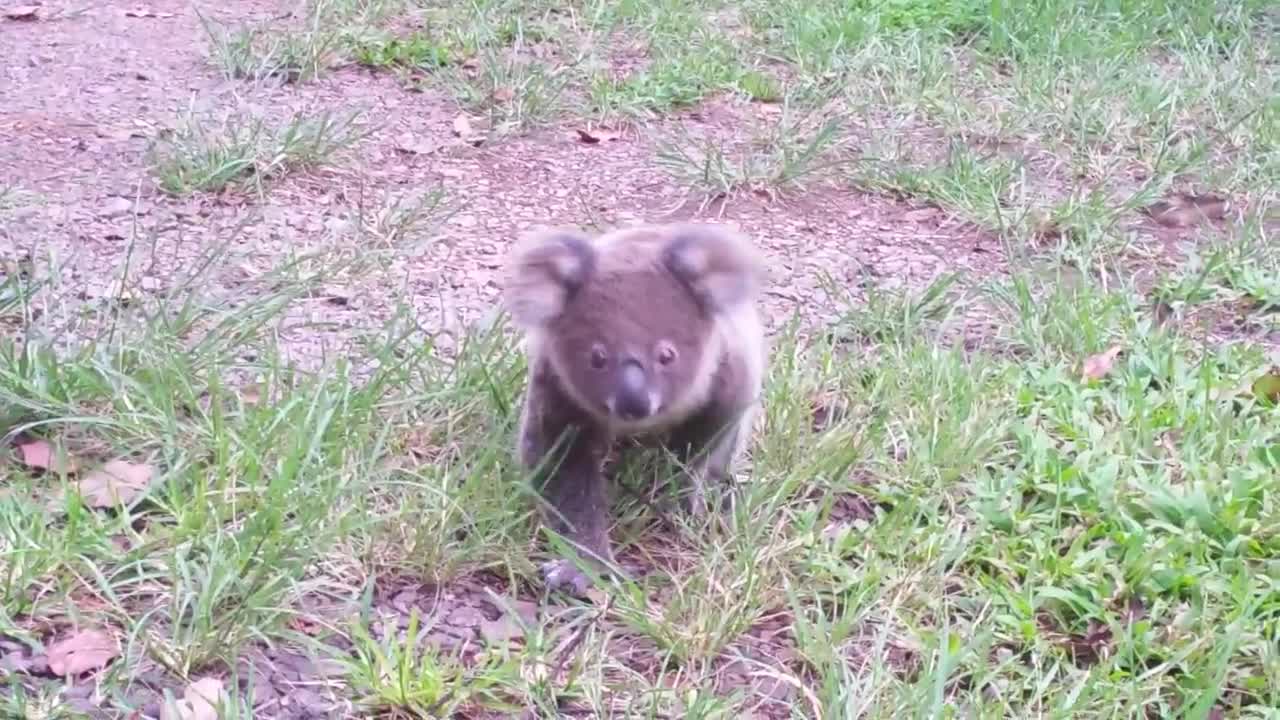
[[502, 222, 768, 595]]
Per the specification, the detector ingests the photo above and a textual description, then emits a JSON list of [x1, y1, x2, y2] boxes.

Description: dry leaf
[[239, 386, 262, 406], [102, 196, 134, 218], [479, 616, 524, 644], [77, 460, 155, 507], [160, 677, 225, 720], [1251, 367, 1280, 404], [15, 438, 78, 474], [124, 8, 174, 18], [4, 5, 39, 20], [451, 115, 484, 146], [492, 86, 515, 103], [46, 629, 119, 677], [1122, 595, 1148, 624], [1143, 193, 1229, 228], [1082, 345, 1123, 382], [1151, 298, 1175, 328], [902, 207, 941, 223], [575, 127, 620, 144], [1058, 619, 1113, 665], [1036, 614, 1112, 666], [393, 134, 436, 156], [287, 616, 323, 635], [1029, 211, 1063, 242]]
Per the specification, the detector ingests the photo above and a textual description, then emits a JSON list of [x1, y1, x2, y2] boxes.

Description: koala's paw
[[685, 488, 709, 518], [540, 559, 593, 597], [682, 470, 728, 518]]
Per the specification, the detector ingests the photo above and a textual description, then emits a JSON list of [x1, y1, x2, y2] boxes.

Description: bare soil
[[1, 1, 1006, 361]]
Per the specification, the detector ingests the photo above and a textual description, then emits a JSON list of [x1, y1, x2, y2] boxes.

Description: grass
[[198, 8, 343, 84], [146, 107, 369, 197], [8, 240, 1280, 715], [5, 0, 1280, 716]]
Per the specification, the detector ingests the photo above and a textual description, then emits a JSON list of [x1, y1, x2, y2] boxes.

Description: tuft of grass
[[351, 33, 452, 71], [342, 608, 519, 716], [588, 35, 744, 118], [418, 0, 580, 130], [309, 0, 408, 28], [655, 96, 848, 200], [849, 139, 1026, 234], [197, 10, 343, 84], [146, 108, 369, 197], [438, 54, 572, 133], [735, 69, 783, 103]]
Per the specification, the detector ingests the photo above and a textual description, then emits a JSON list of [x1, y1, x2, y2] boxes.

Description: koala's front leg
[[517, 371, 616, 595], [667, 401, 757, 517]]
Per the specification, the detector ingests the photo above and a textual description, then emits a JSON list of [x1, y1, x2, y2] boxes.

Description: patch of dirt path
[[2, 0, 1002, 365]]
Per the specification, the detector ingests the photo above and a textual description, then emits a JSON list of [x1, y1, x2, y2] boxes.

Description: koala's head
[[503, 223, 764, 428]]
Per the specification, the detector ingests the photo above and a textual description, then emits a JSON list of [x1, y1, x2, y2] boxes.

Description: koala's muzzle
[[609, 361, 654, 421]]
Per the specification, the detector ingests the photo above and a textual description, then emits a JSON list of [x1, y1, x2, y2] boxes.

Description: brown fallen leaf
[[575, 127, 621, 144], [479, 616, 524, 644], [46, 628, 120, 677], [1024, 209, 1063, 242], [1039, 615, 1113, 666], [15, 437, 79, 474], [451, 114, 483, 146], [76, 460, 156, 508], [902, 206, 942, 223], [287, 616, 323, 635], [160, 677, 225, 720], [123, 8, 174, 18], [810, 396, 849, 432], [393, 134, 436, 156], [1251, 366, 1280, 404], [4, 5, 39, 20], [239, 385, 263, 406], [1081, 345, 1123, 382], [492, 86, 515, 103], [1151, 298, 1175, 328], [1143, 193, 1230, 228], [1123, 595, 1147, 623]]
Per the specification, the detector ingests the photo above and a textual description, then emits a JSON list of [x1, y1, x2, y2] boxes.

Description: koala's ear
[[502, 228, 597, 328], [662, 223, 765, 313]]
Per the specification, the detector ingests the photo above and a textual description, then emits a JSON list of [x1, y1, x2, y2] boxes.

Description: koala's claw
[[540, 559, 592, 596]]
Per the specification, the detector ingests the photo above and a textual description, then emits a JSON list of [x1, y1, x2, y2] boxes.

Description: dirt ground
[[1, 1, 1010, 360]]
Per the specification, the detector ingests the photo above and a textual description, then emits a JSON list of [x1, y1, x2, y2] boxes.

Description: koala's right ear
[[502, 228, 597, 328], [662, 223, 765, 314]]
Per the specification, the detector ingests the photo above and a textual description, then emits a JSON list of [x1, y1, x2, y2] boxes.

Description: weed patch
[[146, 109, 368, 197]]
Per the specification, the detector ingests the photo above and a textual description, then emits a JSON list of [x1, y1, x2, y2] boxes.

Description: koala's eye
[[589, 344, 609, 370], [655, 341, 678, 366]]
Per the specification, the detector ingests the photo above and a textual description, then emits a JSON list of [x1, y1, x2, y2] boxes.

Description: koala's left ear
[[502, 227, 597, 329], [662, 223, 765, 313]]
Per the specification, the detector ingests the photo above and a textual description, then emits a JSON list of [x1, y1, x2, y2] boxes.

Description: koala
[[502, 222, 768, 595]]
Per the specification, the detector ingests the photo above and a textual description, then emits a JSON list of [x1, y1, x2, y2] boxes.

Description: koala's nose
[[612, 361, 651, 420]]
